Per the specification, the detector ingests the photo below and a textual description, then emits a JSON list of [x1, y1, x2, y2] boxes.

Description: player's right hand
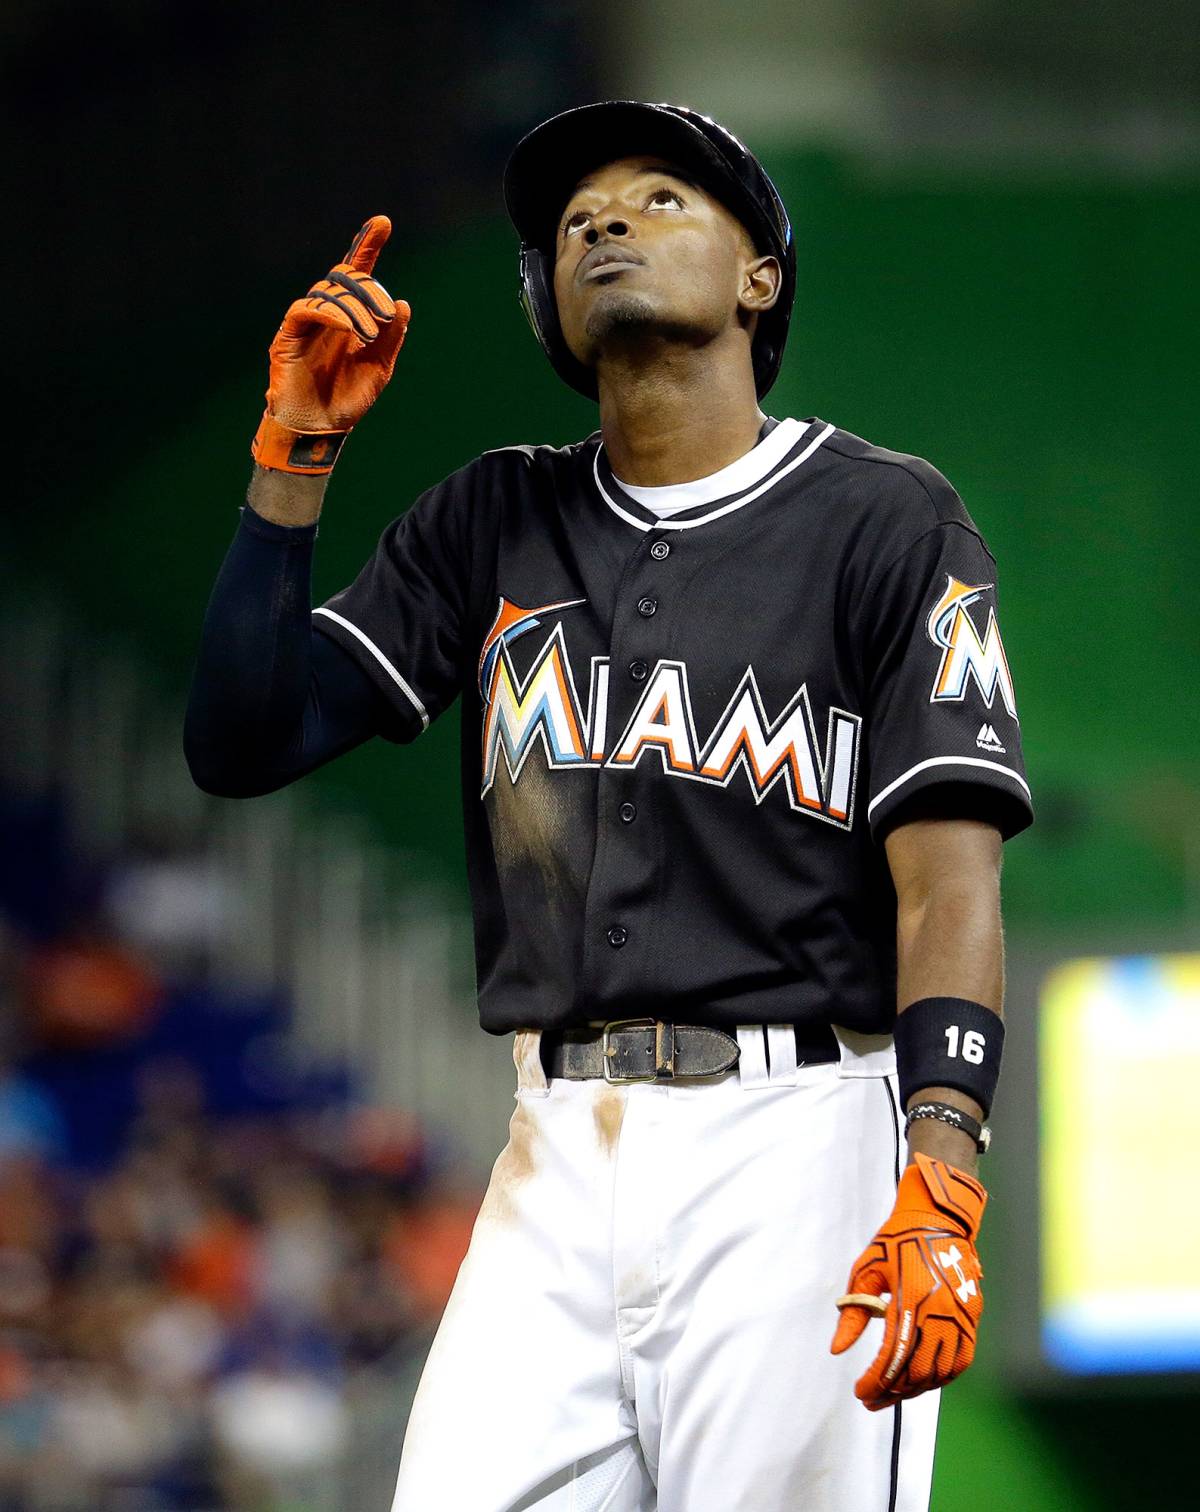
[[251, 216, 411, 474]]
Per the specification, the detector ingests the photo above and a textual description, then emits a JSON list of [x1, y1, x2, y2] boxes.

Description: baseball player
[[186, 101, 1031, 1511]]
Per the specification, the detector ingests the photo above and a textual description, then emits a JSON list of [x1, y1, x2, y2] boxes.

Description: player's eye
[[646, 187, 685, 210], [560, 208, 592, 237]]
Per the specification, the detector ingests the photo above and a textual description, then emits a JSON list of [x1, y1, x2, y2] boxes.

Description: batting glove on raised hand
[[830, 1152, 987, 1410], [251, 215, 411, 475]]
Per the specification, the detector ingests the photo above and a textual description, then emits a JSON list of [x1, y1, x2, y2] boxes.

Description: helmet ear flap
[[517, 243, 599, 399], [518, 244, 556, 353]]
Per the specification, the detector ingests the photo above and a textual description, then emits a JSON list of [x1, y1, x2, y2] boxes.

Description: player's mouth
[[577, 244, 646, 283]]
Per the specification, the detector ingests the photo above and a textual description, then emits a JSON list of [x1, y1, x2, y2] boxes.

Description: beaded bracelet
[[904, 1100, 991, 1154]]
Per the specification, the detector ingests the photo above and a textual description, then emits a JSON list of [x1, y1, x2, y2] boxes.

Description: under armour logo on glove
[[830, 1153, 987, 1410], [937, 1243, 978, 1304]]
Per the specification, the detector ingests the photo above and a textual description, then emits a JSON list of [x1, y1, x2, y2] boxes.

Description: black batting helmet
[[503, 101, 796, 401]]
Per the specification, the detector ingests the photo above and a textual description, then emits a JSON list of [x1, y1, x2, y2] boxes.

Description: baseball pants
[[391, 1025, 939, 1512]]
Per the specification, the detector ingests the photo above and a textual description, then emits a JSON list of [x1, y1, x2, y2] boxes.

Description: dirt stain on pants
[[478, 1103, 540, 1225], [593, 1085, 626, 1157]]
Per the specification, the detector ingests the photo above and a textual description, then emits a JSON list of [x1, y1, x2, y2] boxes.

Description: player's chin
[[580, 289, 660, 347]]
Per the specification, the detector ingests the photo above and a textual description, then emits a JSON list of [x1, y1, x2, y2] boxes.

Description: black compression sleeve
[[183, 506, 391, 796]]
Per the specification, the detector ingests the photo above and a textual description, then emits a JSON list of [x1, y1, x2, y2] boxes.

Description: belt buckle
[[602, 1018, 663, 1083]]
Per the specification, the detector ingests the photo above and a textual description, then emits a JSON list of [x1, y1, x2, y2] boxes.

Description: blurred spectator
[[122, 1286, 223, 1394], [48, 1359, 183, 1486], [253, 1167, 345, 1319], [0, 1058, 66, 1167], [211, 1361, 348, 1506], [23, 927, 160, 1049], [102, 821, 239, 979], [167, 1187, 257, 1320], [0, 1161, 60, 1262], [384, 1194, 479, 1323]]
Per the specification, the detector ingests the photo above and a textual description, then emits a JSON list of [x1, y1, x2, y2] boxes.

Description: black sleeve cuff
[[310, 608, 429, 745], [869, 765, 1033, 843]]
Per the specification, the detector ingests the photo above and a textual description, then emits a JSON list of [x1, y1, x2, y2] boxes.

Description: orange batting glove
[[830, 1152, 987, 1411], [251, 215, 411, 475]]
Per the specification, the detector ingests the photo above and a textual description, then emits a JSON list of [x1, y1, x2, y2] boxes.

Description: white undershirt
[[610, 417, 804, 518]]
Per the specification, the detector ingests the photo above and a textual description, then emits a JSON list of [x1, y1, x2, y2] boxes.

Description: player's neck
[[596, 344, 766, 488]]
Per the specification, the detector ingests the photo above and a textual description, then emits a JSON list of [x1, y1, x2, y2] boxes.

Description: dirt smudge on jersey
[[593, 1086, 626, 1156], [478, 1103, 539, 1225], [489, 762, 592, 1010], [489, 759, 585, 907]]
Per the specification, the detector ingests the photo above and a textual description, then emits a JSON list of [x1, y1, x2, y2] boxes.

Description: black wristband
[[893, 997, 1004, 1116], [905, 1100, 991, 1154]]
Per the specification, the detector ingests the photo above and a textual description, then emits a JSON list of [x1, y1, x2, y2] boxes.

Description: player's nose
[[583, 214, 632, 245]]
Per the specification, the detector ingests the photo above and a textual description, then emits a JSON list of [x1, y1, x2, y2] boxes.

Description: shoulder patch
[[927, 575, 1017, 720]]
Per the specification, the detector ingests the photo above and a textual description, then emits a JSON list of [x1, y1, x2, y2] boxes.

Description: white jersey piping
[[614, 416, 807, 509], [312, 606, 430, 730], [867, 755, 1031, 820], [593, 422, 836, 532]]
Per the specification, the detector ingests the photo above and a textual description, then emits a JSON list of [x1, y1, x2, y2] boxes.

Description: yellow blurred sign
[[1040, 953, 1200, 1372]]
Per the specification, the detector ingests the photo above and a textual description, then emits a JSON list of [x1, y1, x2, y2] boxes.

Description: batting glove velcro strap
[[250, 414, 348, 475], [830, 1153, 987, 1410]]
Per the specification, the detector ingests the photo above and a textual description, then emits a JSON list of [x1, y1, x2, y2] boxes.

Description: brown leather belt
[[539, 1019, 839, 1084]]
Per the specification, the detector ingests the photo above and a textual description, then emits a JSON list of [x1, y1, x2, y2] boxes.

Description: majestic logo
[[927, 576, 1017, 720], [479, 597, 861, 828], [937, 1243, 978, 1305], [976, 722, 1005, 753]]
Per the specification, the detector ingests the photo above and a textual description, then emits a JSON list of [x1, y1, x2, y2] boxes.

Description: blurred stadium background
[[3, 1, 1197, 1506]]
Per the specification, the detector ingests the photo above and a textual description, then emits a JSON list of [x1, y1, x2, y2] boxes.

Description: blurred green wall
[[14, 149, 1198, 1510]]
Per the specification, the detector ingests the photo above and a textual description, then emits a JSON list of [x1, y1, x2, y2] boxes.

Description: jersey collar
[[591, 417, 836, 533]]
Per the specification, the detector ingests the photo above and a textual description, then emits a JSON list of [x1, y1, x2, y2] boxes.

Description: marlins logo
[[926, 575, 1017, 720], [478, 595, 586, 698], [478, 596, 592, 796]]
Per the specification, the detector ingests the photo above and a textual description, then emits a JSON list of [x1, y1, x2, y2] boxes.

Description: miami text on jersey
[[478, 598, 861, 829], [926, 575, 1017, 719]]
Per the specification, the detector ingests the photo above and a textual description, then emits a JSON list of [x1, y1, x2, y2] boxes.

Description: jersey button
[[618, 801, 637, 823], [629, 659, 648, 682], [650, 540, 670, 560], [637, 597, 657, 618], [607, 925, 629, 949]]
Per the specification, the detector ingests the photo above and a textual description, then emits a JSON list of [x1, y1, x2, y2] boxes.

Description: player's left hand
[[830, 1152, 987, 1410]]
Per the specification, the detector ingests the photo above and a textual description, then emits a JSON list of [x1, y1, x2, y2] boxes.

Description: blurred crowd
[[0, 787, 480, 1511]]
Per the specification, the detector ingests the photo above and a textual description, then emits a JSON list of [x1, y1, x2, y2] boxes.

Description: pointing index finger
[[344, 214, 392, 274]]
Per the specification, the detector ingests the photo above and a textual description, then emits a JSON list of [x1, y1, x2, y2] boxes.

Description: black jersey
[[312, 417, 1031, 1035]]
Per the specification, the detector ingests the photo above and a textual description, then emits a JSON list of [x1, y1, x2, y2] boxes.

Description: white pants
[[392, 1026, 939, 1512]]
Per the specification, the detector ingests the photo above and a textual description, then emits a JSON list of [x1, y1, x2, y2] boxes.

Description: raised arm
[[183, 218, 411, 796]]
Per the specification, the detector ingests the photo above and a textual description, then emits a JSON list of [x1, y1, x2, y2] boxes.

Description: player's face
[[552, 155, 779, 379]]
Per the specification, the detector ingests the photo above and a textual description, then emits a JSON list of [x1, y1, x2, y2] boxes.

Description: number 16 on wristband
[[894, 997, 1004, 1114]]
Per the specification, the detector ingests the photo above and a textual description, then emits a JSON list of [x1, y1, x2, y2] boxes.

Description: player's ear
[[739, 254, 781, 316]]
